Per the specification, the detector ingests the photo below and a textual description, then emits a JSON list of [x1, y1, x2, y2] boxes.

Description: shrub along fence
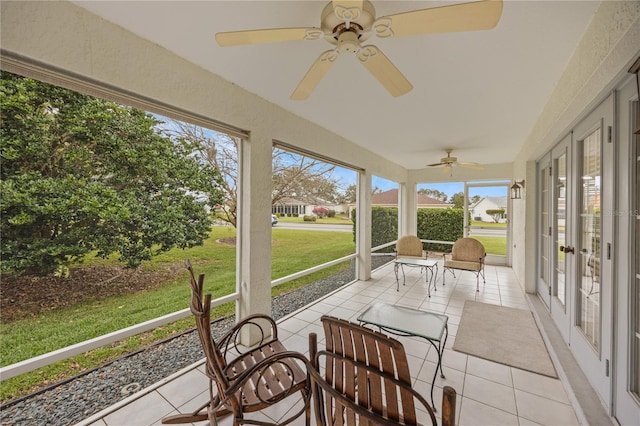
[[417, 208, 465, 252], [351, 207, 465, 253]]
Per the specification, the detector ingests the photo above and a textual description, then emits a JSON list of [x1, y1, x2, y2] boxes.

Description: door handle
[[560, 245, 574, 254]]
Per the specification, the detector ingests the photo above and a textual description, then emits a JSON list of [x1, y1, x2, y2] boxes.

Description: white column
[[399, 181, 417, 237], [238, 132, 273, 342], [523, 160, 537, 293], [356, 171, 372, 281]]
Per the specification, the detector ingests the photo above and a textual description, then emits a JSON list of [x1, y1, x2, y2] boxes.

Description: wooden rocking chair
[[162, 260, 311, 426], [308, 315, 456, 426]]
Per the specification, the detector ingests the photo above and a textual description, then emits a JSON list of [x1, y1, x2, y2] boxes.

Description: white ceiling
[[73, 0, 600, 170]]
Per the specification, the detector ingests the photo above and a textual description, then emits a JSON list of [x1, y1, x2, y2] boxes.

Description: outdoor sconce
[[630, 55, 640, 134], [511, 180, 525, 200]]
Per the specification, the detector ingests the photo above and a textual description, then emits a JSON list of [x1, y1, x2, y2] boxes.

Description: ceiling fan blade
[[374, 0, 503, 38], [215, 27, 324, 47], [427, 162, 446, 167], [291, 50, 339, 100], [357, 45, 413, 97], [458, 162, 485, 170], [332, 1, 364, 22]]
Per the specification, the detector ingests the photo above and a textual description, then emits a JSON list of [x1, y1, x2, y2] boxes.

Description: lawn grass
[[276, 215, 352, 225], [0, 227, 354, 402], [470, 221, 507, 228], [472, 236, 507, 256]]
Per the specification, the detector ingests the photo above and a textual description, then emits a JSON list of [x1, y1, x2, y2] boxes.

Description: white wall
[[511, 1, 640, 290]]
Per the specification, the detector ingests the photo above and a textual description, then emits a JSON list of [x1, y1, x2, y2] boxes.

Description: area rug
[[453, 301, 557, 377]]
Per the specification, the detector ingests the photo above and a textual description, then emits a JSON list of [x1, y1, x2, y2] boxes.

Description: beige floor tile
[[156, 367, 208, 408], [458, 397, 519, 426], [103, 391, 174, 426], [466, 356, 513, 387], [463, 374, 517, 414], [511, 368, 570, 404], [293, 307, 323, 323], [277, 317, 310, 334], [515, 389, 579, 425], [280, 332, 310, 354]]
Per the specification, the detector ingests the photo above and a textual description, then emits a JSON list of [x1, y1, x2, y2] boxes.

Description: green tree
[[418, 187, 448, 202], [336, 183, 357, 204], [486, 208, 506, 223], [449, 192, 465, 209], [0, 72, 224, 276]]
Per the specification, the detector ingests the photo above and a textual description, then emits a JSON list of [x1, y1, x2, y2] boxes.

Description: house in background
[[349, 188, 453, 213], [272, 196, 346, 217], [471, 196, 508, 223]]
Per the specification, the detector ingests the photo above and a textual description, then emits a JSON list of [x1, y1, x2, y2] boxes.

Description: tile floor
[[79, 262, 581, 426]]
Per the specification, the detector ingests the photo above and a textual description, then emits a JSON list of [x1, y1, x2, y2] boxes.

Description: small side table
[[357, 302, 448, 411], [394, 257, 439, 296]]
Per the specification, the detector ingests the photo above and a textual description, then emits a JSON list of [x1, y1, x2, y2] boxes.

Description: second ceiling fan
[[215, 0, 503, 100], [427, 149, 484, 174]]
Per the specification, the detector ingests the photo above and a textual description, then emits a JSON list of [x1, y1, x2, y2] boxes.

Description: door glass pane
[[555, 154, 567, 305], [578, 129, 601, 350], [540, 167, 550, 286]]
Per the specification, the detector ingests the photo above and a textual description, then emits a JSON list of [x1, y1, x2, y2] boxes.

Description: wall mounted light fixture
[[511, 180, 525, 199]]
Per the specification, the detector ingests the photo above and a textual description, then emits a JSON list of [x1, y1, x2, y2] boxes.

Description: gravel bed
[[0, 256, 393, 426]]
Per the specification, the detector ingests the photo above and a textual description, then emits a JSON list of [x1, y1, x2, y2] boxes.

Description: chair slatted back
[[185, 260, 230, 394], [321, 316, 418, 424]]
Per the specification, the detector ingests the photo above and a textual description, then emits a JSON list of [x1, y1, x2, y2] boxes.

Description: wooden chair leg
[[441, 385, 457, 426]]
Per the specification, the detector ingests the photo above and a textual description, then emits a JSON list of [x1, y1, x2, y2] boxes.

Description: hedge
[[351, 207, 398, 252], [352, 207, 465, 253], [417, 208, 465, 252]]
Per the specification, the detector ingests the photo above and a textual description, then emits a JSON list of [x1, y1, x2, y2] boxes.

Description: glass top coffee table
[[394, 257, 438, 295], [357, 302, 448, 411]]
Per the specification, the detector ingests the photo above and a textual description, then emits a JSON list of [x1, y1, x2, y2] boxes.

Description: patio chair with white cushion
[[442, 237, 486, 291]]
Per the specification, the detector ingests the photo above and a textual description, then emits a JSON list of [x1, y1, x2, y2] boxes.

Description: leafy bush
[[312, 206, 329, 218], [303, 215, 317, 222], [350, 207, 464, 253], [417, 208, 465, 252], [351, 207, 398, 252], [327, 209, 336, 218]]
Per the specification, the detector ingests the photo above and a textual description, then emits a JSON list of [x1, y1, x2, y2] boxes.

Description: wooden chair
[[308, 315, 456, 426], [162, 260, 311, 426], [442, 237, 486, 291]]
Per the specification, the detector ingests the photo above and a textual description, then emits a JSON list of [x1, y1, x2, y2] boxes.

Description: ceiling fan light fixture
[[337, 30, 360, 53]]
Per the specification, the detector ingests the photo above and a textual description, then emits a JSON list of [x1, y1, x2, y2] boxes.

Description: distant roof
[[472, 196, 508, 208], [371, 188, 451, 206], [484, 196, 508, 207]]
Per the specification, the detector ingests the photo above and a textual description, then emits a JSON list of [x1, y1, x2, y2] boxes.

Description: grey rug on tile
[[453, 300, 557, 378]]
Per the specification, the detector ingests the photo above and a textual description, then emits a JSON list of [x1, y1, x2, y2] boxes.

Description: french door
[[537, 134, 573, 340], [537, 94, 614, 409], [569, 94, 613, 406], [551, 134, 572, 341], [537, 155, 552, 308]]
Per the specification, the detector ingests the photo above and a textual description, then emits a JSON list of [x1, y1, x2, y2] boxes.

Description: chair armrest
[[217, 313, 279, 357], [224, 350, 310, 397]]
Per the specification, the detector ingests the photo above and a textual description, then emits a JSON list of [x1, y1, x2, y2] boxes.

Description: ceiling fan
[[215, 0, 503, 100], [427, 149, 484, 173]]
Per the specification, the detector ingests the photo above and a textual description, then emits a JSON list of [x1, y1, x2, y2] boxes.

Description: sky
[[155, 115, 507, 200], [330, 167, 508, 199], [370, 173, 508, 198]]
